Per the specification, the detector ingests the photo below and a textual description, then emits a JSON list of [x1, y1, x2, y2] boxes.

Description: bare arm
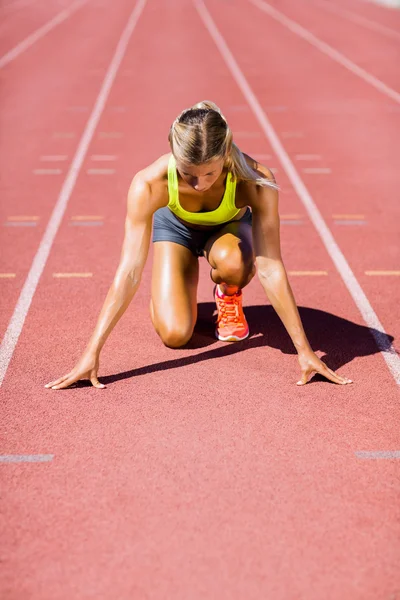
[[85, 175, 153, 355], [45, 174, 154, 389], [250, 170, 352, 385]]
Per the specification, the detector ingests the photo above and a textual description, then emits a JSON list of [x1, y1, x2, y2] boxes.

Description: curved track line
[[0, 0, 88, 69], [248, 0, 400, 105], [194, 0, 400, 386], [0, 0, 148, 386], [314, 0, 400, 40]]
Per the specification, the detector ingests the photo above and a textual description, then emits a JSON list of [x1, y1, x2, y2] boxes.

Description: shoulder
[[127, 153, 171, 217], [241, 151, 276, 184]]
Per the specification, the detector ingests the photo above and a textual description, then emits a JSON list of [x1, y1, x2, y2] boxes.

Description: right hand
[[45, 352, 105, 390]]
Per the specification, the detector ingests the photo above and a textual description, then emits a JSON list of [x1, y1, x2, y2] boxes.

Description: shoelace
[[217, 294, 243, 326]]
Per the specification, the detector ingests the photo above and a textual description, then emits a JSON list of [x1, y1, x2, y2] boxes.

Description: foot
[[214, 285, 249, 342]]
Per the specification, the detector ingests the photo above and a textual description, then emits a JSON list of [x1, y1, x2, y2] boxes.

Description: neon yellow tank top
[[167, 155, 239, 226]]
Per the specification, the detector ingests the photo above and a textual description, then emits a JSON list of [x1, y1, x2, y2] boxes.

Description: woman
[[45, 101, 352, 389]]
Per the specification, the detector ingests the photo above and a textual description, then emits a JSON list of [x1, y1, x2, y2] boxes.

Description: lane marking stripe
[[288, 271, 328, 275], [0, 274, 16, 278], [70, 216, 103, 220], [53, 273, 93, 278], [334, 220, 366, 225], [7, 216, 39, 221], [333, 214, 365, 219], [53, 132, 75, 138], [303, 167, 332, 173], [365, 271, 400, 276], [69, 221, 103, 226], [0, 454, 54, 462], [5, 222, 37, 227], [33, 169, 63, 175], [0, 0, 148, 387], [195, 0, 400, 386], [356, 451, 400, 459], [98, 132, 123, 138], [249, 0, 400, 105], [86, 168, 115, 174], [90, 155, 117, 161], [295, 154, 321, 160], [0, 0, 88, 69]]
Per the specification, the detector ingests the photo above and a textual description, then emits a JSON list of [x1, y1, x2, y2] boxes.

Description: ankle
[[218, 284, 240, 297]]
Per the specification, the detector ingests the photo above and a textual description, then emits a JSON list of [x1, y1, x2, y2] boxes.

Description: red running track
[[1, 0, 399, 597]]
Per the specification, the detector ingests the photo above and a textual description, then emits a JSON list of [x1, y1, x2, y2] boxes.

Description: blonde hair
[[168, 100, 278, 190]]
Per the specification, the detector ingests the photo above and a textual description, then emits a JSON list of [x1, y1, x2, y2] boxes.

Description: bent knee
[[158, 325, 194, 348]]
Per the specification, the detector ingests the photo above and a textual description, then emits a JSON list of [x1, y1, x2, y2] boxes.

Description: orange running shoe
[[214, 285, 249, 342]]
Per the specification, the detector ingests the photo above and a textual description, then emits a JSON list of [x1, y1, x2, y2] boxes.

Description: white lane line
[[0, 454, 54, 463], [33, 169, 63, 175], [69, 221, 103, 226], [314, 0, 400, 41], [0, 0, 88, 69], [90, 155, 117, 161], [0, 0, 148, 387], [295, 154, 321, 160], [195, 0, 400, 386], [303, 167, 332, 174], [248, 0, 400, 105], [40, 155, 68, 162], [0, 274, 16, 278]]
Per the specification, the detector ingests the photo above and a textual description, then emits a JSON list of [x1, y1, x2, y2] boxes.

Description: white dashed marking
[[40, 155, 68, 162], [90, 155, 117, 161], [295, 154, 321, 160], [53, 273, 93, 278], [86, 168, 115, 175], [33, 169, 63, 175], [303, 168, 331, 174]]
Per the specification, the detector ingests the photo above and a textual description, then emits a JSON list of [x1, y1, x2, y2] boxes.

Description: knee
[[213, 247, 255, 285], [158, 324, 193, 348]]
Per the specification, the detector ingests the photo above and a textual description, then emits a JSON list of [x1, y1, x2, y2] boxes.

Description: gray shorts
[[152, 207, 253, 257]]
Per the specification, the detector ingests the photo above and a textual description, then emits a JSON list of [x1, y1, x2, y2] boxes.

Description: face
[[175, 156, 225, 192]]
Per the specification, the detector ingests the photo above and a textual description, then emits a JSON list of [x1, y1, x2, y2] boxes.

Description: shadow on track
[[83, 302, 394, 387]]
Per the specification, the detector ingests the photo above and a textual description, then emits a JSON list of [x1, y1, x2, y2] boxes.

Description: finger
[[296, 370, 310, 386], [51, 375, 78, 390], [326, 367, 353, 384], [45, 374, 71, 388], [90, 376, 105, 389], [320, 366, 349, 385]]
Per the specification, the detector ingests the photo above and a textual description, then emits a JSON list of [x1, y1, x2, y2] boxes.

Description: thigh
[[151, 241, 199, 332], [204, 220, 254, 268]]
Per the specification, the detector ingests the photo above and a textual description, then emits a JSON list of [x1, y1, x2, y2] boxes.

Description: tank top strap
[[167, 155, 179, 209], [225, 171, 237, 210]]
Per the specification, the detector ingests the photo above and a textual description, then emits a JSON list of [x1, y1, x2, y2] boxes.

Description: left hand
[[297, 350, 353, 386]]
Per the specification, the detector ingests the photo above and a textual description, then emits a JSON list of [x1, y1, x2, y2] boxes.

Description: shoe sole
[[215, 330, 250, 342]]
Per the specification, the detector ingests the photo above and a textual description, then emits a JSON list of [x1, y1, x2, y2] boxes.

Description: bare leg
[[150, 242, 199, 348], [204, 221, 256, 293]]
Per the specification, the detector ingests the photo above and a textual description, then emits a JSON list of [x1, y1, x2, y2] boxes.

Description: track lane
[[249, 0, 400, 92], [0, 0, 145, 338]]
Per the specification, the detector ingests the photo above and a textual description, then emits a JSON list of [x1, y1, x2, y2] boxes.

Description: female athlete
[[45, 101, 352, 389]]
